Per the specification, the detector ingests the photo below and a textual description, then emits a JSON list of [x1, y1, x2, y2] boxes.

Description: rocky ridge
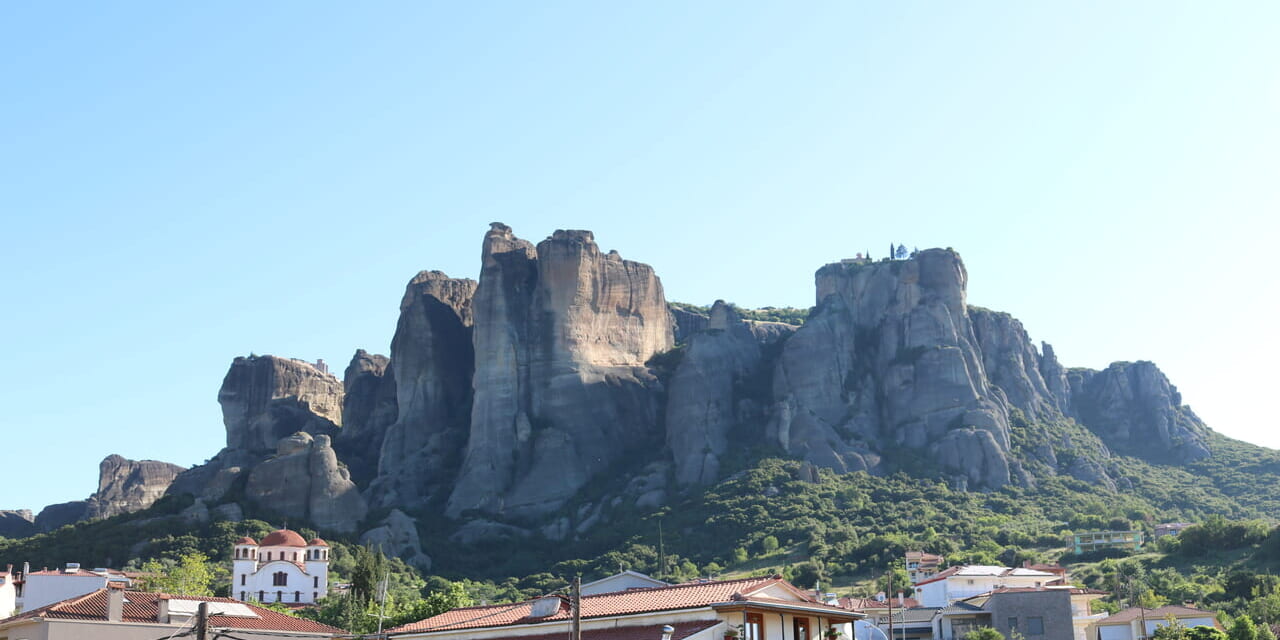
[[16, 225, 1221, 555]]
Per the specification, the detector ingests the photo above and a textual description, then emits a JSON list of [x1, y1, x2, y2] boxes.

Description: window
[[241, 574, 246, 586], [258, 591, 265, 601], [313, 591, 318, 600], [295, 591, 301, 602], [273, 572, 288, 586], [1008, 618, 1018, 631], [745, 613, 765, 640], [314, 577, 319, 588], [1028, 617, 1044, 635], [266, 552, 272, 561], [794, 616, 811, 640], [277, 590, 283, 602], [240, 591, 246, 601]]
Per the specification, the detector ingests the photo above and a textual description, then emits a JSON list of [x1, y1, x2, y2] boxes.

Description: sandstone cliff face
[[369, 272, 476, 511], [769, 251, 1014, 488], [244, 432, 368, 532], [1069, 361, 1211, 463], [0, 510, 36, 538], [447, 224, 674, 519], [666, 301, 794, 486], [969, 308, 1070, 419], [336, 349, 398, 486], [84, 455, 185, 520], [220, 356, 344, 452], [169, 355, 349, 504]]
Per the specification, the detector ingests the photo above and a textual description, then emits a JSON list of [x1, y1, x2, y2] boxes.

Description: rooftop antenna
[[367, 569, 392, 637]]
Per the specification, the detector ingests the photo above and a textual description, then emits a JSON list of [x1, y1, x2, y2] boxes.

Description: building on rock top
[[231, 529, 329, 605]]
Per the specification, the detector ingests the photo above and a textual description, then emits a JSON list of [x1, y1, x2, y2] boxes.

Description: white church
[[231, 529, 329, 605]]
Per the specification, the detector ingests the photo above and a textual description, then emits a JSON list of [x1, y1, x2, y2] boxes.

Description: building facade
[[231, 529, 329, 605], [17, 563, 133, 612], [915, 566, 1061, 608], [388, 575, 862, 640], [0, 585, 344, 640], [1093, 606, 1219, 640]]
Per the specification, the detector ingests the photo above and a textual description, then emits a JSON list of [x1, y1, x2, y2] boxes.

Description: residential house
[[18, 563, 133, 612], [387, 575, 863, 640], [1069, 531, 1144, 555], [906, 553, 944, 585], [949, 587, 1107, 640], [0, 570, 16, 619], [0, 583, 345, 640], [231, 529, 330, 605], [914, 566, 1062, 608], [1153, 524, 1194, 539], [581, 571, 669, 595], [1092, 605, 1219, 640]]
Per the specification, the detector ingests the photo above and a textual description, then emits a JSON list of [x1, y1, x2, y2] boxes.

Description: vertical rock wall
[[447, 224, 673, 519], [369, 271, 477, 510]]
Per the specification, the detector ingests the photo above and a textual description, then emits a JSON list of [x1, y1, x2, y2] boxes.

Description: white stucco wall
[[0, 578, 17, 619], [20, 575, 109, 611]]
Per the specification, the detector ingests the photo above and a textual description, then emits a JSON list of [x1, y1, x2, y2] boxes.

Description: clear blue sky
[[2, 2, 1276, 511]]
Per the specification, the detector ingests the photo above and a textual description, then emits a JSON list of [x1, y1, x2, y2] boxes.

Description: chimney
[[898, 592, 905, 606], [157, 594, 170, 623], [107, 583, 125, 622]]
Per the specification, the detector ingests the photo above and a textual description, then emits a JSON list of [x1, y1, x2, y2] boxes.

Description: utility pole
[[572, 576, 582, 640], [886, 570, 894, 640], [196, 601, 208, 640]]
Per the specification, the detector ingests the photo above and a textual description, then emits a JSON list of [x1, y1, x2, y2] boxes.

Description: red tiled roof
[[914, 566, 961, 586], [25, 568, 119, 578], [1098, 606, 1219, 625], [236, 536, 259, 545], [308, 538, 329, 547], [260, 529, 308, 547], [2, 589, 344, 634], [389, 576, 799, 634]]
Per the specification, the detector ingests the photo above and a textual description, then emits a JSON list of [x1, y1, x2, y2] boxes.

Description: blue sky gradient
[[2, 2, 1277, 510]]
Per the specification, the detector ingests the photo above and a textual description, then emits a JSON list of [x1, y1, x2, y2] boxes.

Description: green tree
[[1154, 616, 1189, 640], [138, 551, 215, 596], [761, 536, 779, 554], [1256, 622, 1275, 640], [962, 628, 1005, 640], [350, 545, 390, 604], [1188, 626, 1229, 640], [1231, 615, 1260, 640], [732, 547, 749, 564]]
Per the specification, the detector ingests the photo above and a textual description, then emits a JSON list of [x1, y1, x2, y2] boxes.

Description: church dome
[[259, 529, 307, 548]]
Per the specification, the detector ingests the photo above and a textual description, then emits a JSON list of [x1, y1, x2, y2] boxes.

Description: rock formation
[[768, 250, 1014, 488], [0, 510, 36, 538], [336, 349, 398, 486], [666, 301, 794, 485], [969, 308, 1069, 419], [220, 355, 344, 452], [1069, 361, 1211, 463], [84, 455, 185, 520], [446, 224, 674, 519], [369, 272, 476, 511], [244, 432, 367, 532], [34, 501, 88, 532], [360, 509, 432, 571]]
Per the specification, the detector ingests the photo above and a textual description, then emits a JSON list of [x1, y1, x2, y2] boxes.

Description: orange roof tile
[[390, 576, 792, 634], [3, 589, 344, 634]]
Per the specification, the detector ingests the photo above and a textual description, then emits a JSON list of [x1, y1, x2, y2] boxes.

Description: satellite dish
[[854, 621, 889, 640]]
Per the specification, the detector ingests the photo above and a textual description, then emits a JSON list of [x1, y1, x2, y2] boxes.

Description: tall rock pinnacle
[[446, 224, 674, 519]]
